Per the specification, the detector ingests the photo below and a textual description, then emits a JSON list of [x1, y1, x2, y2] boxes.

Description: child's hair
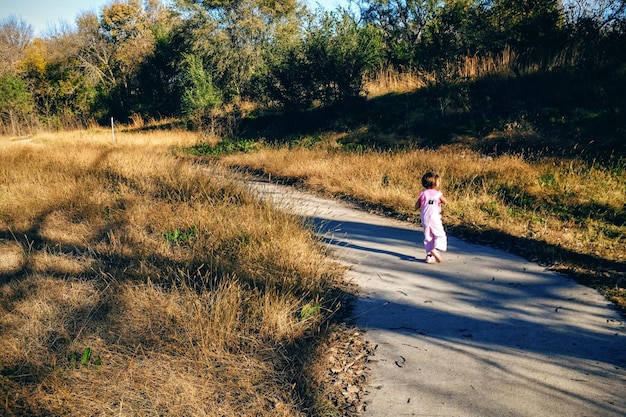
[[421, 171, 440, 189]]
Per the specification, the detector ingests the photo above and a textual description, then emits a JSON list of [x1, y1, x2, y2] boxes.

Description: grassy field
[[2, 60, 624, 416], [0, 130, 355, 416]]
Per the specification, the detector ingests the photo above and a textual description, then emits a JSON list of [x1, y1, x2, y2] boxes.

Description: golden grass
[[363, 47, 581, 98], [364, 67, 429, 96], [221, 142, 626, 303], [0, 129, 344, 416]]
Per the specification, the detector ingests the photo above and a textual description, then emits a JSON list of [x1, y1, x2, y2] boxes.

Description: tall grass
[[0, 129, 344, 416], [221, 143, 626, 308], [364, 47, 584, 97]]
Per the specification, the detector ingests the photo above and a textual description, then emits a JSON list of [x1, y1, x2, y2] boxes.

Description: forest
[[1, 0, 625, 155]]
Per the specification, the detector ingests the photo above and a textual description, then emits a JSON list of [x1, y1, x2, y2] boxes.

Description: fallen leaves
[[312, 325, 374, 415]]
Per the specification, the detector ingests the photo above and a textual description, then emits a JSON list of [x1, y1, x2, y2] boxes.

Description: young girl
[[415, 171, 448, 263]]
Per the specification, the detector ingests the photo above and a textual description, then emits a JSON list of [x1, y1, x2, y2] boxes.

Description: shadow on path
[[250, 180, 626, 416], [312, 216, 626, 366]]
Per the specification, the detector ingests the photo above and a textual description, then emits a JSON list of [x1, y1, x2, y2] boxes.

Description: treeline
[[1, 0, 625, 135]]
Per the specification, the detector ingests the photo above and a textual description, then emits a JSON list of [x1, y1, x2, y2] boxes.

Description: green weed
[[69, 348, 102, 369], [164, 226, 198, 245], [539, 173, 557, 187], [300, 302, 321, 321]]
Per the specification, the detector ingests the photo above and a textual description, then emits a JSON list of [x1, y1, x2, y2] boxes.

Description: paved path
[[249, 179, 626, 417]]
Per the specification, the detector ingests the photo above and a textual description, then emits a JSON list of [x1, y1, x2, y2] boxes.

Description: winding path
[[249, 179, 626, 417]]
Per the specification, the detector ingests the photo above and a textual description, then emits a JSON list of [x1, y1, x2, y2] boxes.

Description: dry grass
[[221, 143, 626, 307], [0, 129, 345, 416], [363, 47, 582, 98]]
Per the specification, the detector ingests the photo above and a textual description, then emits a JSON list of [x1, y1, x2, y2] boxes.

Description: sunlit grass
[[0, 129, 343, 416], [363, 46, 581, 99]]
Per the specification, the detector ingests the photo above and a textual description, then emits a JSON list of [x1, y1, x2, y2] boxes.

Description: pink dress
[[418, 189, 447, 254]]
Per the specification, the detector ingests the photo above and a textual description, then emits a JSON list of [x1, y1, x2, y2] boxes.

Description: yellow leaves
[[18, 38, 47, 77], [101, 1, 146, 41], [99, 0, 157, 74]]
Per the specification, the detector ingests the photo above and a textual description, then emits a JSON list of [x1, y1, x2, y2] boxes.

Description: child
[[415, 171, 448, 263]]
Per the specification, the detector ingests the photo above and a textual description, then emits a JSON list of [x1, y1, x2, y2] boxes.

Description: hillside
[[240, 65, 626, 163]]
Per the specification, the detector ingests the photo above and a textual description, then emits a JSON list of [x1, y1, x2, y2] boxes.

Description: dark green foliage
[[259, 41, 315, 109], [485, 0, 566, 52], [358, 0, 569, 70], [134, 25, 184, 118], [262, 10, 384, 109], [0, 75, 34, 134], [179, 53, 222, 124], [357, 0, 437, 68], [304, 12, 384, 104]]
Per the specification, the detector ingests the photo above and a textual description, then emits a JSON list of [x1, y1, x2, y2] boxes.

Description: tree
[[36, 50, 100, 128], [98, 0, 168, 118], [22, 18, 103, 128], [0, 75, 34, 135], [100, 0, 160, 86], [260, 34, 315, 109], [67, 1, 171, 120], [174, 0, 304, 100], [263, 9, 383, 108], [418, 0, 489, 72], [562, 0, 626, 67], [563, 0, 626, 30], [134, 23, 184, 118], [356, 0, 441, 67], [179, 53, 222, 126], [485, 0, 566, 53], [73, 12, 118, 92], [19, 37, 55, 125], [305, 10, 384, 103], [0, 16, 33, 77]]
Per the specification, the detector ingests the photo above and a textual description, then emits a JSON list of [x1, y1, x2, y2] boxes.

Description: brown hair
[[421, 171, 439, 189]]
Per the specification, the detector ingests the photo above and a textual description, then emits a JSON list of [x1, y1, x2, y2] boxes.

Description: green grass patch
[[180, 138, 258, 156]]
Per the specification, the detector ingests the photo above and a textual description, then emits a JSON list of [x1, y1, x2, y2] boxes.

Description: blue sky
[[1, 0, 350, 37], [0, 0, 107, 36]]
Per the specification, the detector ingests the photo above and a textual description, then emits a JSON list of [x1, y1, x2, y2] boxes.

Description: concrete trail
[[248, 179, 626, 417]]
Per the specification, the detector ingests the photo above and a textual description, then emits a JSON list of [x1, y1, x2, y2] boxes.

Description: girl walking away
[[415, 171, 448, 263]]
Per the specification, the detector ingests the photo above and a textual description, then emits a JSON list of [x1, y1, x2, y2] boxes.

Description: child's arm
[[415, 197, 421, 210], [440, 195, 448, 205]]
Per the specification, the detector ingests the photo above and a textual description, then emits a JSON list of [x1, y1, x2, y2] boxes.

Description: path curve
[[248, 179, 626, 417]]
